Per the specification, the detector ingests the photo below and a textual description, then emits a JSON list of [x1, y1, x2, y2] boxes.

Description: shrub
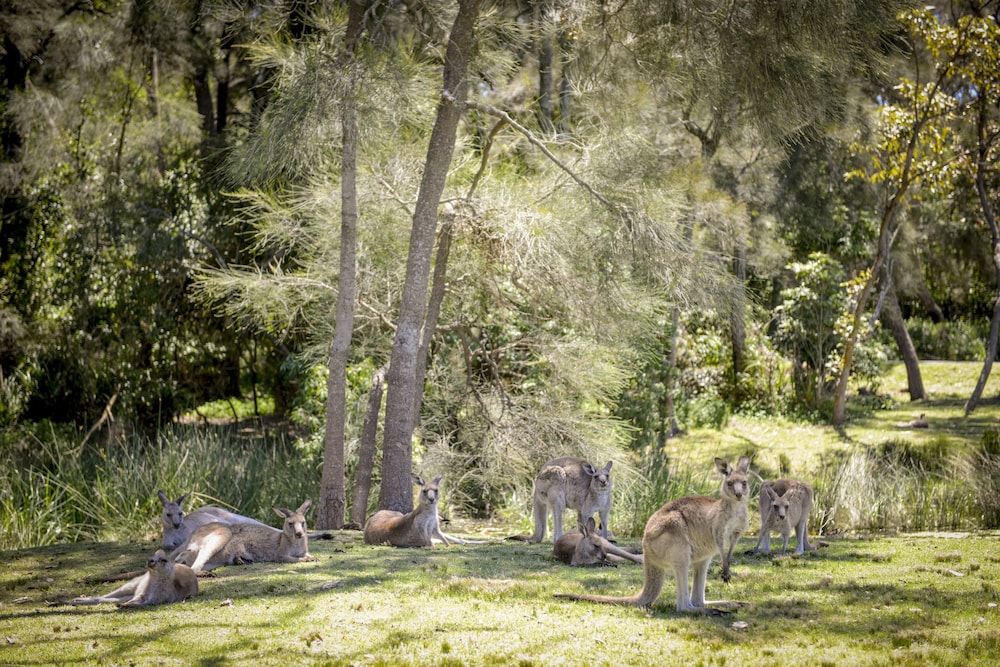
[[905, 318, 986, 361]]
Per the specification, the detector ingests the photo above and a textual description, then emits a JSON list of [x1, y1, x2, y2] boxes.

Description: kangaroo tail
[[555, 562, 665, 607]]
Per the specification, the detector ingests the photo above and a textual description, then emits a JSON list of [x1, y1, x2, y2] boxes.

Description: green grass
[[1, 531, 999, 666]]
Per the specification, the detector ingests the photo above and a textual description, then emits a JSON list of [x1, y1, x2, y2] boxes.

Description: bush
[[905, 318, 986, 361]]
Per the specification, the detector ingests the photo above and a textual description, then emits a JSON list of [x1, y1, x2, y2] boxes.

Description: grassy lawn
[[1, 531, 999, 666], [2, 361, 1000, 665]]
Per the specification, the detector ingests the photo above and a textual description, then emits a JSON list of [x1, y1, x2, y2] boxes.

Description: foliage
[[773, 253, 848, 410], [906, 317, 987, 361]]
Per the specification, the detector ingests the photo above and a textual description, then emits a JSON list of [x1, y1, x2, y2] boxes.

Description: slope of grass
[[1, 530, 998, 666]]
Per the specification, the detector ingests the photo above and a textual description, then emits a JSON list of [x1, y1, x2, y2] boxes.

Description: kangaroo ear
[[273, 506, 291, 519], [157, 491, 168, 505], [411, 473, 425, 487], [714, 458, 731, 475], [737, 455, 751, 473], [173, 550, 191, 563], [764, 485, 777, 500], [585, 516, 597, 533], [582, 462, 597, 476], [604, 461, 613, 472], [431, 475, 444, 486], [175, 493, 190, 506], [297, 498, 312, 514]]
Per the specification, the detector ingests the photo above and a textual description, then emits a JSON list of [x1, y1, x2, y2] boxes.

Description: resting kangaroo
[[170, 498, 316, 572], [752, 479, 814, 555], [556, 456, 751, 614], [554, 517, 644, 567], [158, 490, 266, 550], [70, 549, 197, 607], [523, 457, 613, 543], [364, 475, 451, 547]]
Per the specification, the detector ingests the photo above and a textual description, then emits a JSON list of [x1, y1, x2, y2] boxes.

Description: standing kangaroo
[[70, 549, 198, 607], [364, 475, 451, 547], [170, 499, 316, 572], [553, 517, 644, 567], [752, 478, 814, 555], [157, 491, 267, 550], [556, 456, 751, 614], [523, 457, 613, 543]]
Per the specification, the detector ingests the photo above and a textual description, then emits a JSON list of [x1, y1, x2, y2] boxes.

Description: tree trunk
[[317, 0, 367, 530], [880, 280, 926, 400], [351, 364, 386, 527], [536, 0, 554, 134], [379, 0, 480, 513], [411, 210, 456, 427], [730, 243, 747, 402], [556, 24, 573, 135], [965, 96, 1000, 416]]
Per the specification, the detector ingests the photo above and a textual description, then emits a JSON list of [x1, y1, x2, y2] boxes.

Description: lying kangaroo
[[751, 478, 815, 555], [158, 490, 266, 550], [556, 456, 751, 614], [554, 517, 644, 567], [70, 549, 197, 607], [364, 475, 451, 547], [170, 498, 316, 572], [519, 457, 613, 543]]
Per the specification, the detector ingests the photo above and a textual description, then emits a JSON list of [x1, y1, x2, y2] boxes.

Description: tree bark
[[317, 0, 367, 530], [730, 243, 747, 402], [880, 279, 926, 400], [536, 0, 554, 134], [379, 0, 480, 513], [351, 364, 386, 527], [556, 24, 573, 135], [965, 95, 1000, 416]]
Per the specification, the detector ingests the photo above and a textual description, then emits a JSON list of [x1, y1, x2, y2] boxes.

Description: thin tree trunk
[[351, 364, 387, 527], [731, 243, 747, 402], [880, 280, 926, 400], [659, 307, 682, 444], [536, 0, 554, 134], [411, 210, 456, 426], [556, 24, 573, 135], [965, 96, 1000, 415], [379, 0, 480, 513], [317, 0, 367, 530]]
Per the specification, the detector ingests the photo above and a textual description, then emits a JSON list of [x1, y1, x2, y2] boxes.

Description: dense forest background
[[3, 1, 1000, 537]]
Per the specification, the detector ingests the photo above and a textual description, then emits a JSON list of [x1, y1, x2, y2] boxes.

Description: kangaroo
[[70, 549, 198, 607], [157, 490, 267, 550], [519, 457, 613, 543], [170, 498, 316, 572], [752, 478, 814, 555], [556, 456, 751, 614], [554, 517, 644, 567], [364, 475, 451, 547]]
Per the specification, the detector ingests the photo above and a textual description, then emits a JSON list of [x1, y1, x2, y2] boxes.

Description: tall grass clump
[[0, 423, 320, 552], [618, 446, 711, 537], [815, 438, 977, 533], [969, 428, 1000, 528]]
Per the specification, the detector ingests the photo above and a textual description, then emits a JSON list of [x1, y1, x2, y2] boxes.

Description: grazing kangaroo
[[554, 517, 644, 567], [520, 457, 613, 543], [170, 498, 316, 572], [556, 456, 751, 614], [158, 491, 266, 550], [70, 549, 197, 607], [364, 475, 452, 547], [752, 479, 814, 555]]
